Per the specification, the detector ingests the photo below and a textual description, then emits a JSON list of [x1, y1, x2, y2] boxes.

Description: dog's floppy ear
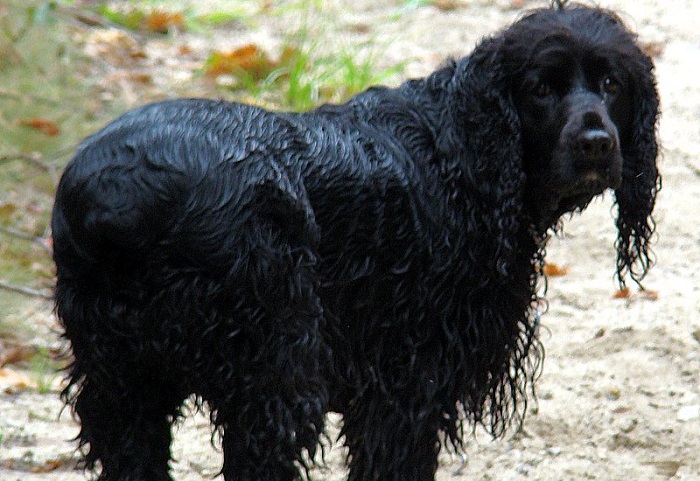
[[434, 40, 543, 438], [435, 38, 527, 281], [614, 50, 660, 288]]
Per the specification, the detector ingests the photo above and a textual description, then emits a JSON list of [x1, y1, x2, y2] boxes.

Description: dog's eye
[[602, 76, 621, 95], [533, 82, 553, 98]]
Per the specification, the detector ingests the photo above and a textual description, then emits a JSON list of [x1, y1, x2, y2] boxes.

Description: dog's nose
[[570, 126, 621, 188], [577, 129, 614, 159]]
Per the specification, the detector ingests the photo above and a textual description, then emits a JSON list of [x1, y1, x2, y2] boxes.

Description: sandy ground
[[1, 1, 699, 480]]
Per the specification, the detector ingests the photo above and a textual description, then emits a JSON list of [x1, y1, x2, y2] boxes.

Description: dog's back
[[53, 95, 442, 285]]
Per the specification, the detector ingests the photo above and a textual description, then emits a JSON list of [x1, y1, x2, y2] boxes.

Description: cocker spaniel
[[52, 3, 659, 481]]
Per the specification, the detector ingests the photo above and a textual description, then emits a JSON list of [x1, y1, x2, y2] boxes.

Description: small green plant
[[91, 4, 249, 34], [30, 347, 59, 394], [212, 41, 404, 111], [205, 5, 405, 111]]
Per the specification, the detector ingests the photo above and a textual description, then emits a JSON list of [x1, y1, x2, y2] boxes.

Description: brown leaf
[[542, 262, 570, 277], [0, 367, 36, 392], [178, 44, 194, 56], [0, 345, 36, 367], [127, 72, 153, 84], [642, 41, 664, 58], [279, 46, 302, 66], [18, 118, 60, 137], [639, 289, 659, 301], [432, 0, 461, 11], [31, 459, 67, 473], [613, 287, 631, 299], [143, 9, 185, 34], [0, 202, 16, 221], [1, 454, 77, 473], [612, 287, 659, 301], [204, 44, 276, 80]]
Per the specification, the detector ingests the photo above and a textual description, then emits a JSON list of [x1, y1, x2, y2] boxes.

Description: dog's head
[[501, 4, 660, 285], [436, 4, 658, 286]]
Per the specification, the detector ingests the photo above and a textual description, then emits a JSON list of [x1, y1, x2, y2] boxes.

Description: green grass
[[212, 2, 405, 111], [223, 39, 405, 111], [30, 346, 61, 394]]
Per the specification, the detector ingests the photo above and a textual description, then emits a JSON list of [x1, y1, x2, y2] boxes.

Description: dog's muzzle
[[562, 101, 623, 193]]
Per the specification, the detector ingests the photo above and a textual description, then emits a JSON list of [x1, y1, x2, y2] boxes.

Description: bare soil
[[1, 1, 698, 480]]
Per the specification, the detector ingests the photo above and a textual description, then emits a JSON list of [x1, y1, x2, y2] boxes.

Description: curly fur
[[52, 3, 659, 481]]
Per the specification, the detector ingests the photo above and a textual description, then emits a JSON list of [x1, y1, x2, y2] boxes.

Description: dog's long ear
[[432, 39, 536, 437], [614, 50, 660, 288], [435, 38, 527, 281]]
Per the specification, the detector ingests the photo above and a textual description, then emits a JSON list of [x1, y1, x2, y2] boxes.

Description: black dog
[[52, 3, 659, 480]]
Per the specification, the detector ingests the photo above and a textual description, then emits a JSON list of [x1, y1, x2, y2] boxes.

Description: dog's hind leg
[[202, 185, 329, 481], [57, 285, 186, 481], [71, 374, 184, 481], [208, 257, 328, 481]]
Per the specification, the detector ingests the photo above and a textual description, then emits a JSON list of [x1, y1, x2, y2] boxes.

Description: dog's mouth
[[529, 170, 618, 231], [561, 171, 610, 203]]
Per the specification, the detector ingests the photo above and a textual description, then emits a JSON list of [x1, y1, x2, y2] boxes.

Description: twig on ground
[[64, 6, 111, 28], [0, 280, 53, 300], [0, 226, 52, 255], [0, 88, 62, 107], [0, 151, 60, 186], [0, 151, 42, 164]]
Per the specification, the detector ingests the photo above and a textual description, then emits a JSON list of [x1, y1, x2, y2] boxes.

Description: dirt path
[[1, 1, 699, 480]]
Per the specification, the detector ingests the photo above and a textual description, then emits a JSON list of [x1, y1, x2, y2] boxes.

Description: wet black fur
[[52, 4, 659, 481]]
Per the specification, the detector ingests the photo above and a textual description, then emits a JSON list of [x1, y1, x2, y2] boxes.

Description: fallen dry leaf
[[432, 0, 462, 11], [0, 367, 36, 392], [126, 72, 153, 84], [542, 262, 570, 277], [18, 118, 60, 137], [612, 287, 659, 301], [0, 344, 36, 367], [1, 455, 78, 473], [0, 201, 17, 221], [639, 289, 659, 301], [204, 44, 275, 79], [642, 41, 665, 58], [613, 287, 631, 299], [143, 9, 185, 34], [178, 44, 194, 56], [30, 459, 68, 473]]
